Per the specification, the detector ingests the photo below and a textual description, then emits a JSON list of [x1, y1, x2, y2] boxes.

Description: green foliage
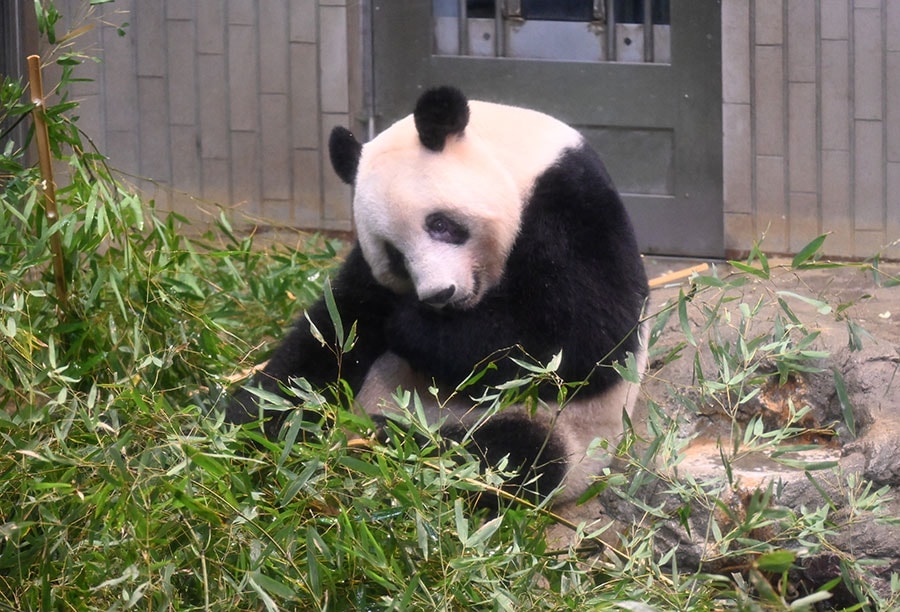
[[2, 4, 899, 610], [600, 236, 900, 611]]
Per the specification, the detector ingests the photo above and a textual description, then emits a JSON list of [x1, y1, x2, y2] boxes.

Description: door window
[[432, 0, 670, 63]]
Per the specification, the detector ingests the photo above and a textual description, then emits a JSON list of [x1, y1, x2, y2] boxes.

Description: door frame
[[370, 1, 723, 257]]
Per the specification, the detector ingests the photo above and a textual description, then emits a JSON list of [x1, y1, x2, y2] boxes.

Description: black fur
[[383, 144, 648, 399], [413, 86, 470, 152], [371, 412, 567, 507], [226, 87, 648, 503], [228, 142, 647, 422], [226, 246, 395, 438], [328, 126, 362, 184], [442, 415, 569, 505]]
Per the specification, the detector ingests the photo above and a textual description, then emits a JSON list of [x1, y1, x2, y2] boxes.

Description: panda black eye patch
[[425, 212, 469, 245], [384, 241, 411, 280]]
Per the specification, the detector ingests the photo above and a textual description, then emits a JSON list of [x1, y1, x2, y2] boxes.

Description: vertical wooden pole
[[27, 54, 68, 310]]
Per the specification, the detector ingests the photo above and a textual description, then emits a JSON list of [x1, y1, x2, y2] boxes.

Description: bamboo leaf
[[846, 319, 872, 352], [677, 289, 696, 346], [789, 591, 833, 609], [833, 368, 856, 437], [791, 233, 828, 268], [322, 279, 343, 347], [454, 498, 468, 545], [776, 291, 832, 315], [729, 260, 769, 280], [756, 549, 796, 573], [337, 455, 382, 478], [465, 516, 502, 549], [612, 351, 641, 384]]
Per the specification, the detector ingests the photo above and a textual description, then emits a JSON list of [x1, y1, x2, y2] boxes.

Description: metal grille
[[433, 0, 671, 63], [0, 2, 31, 153]]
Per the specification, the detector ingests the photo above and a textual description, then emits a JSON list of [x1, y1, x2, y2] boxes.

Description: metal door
[[369, 1, 722, 257]]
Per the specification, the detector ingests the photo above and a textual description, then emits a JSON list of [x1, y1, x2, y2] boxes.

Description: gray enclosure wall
[[21, 1, 900, 259]]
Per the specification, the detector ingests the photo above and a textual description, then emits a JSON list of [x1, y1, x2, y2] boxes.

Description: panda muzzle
[[420, 285, 456, 308]]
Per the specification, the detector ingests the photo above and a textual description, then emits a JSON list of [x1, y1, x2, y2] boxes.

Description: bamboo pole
[[27, 54, 68, 310], [648, 262, 709, 289]]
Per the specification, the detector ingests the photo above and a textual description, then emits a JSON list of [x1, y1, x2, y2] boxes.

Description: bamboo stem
[[27, 54, 68, 310], [648, 263, 709, 289]]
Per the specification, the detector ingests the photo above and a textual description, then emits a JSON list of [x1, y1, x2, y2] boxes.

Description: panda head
[[328, 86, 524, 309]]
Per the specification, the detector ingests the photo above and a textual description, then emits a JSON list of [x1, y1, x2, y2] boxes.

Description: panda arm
[[384, 291, 524, 387], [226, 245, 395, 432]]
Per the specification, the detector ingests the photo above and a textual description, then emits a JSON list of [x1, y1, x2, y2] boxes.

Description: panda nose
[[421, 285, 455, 307]]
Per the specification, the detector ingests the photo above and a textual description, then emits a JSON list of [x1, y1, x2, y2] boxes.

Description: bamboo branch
[[27, 54, 68, 311], [648, 262, 709, 289]]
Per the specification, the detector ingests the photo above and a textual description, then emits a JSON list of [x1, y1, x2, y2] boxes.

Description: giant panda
[[227, 86, 650, 507]]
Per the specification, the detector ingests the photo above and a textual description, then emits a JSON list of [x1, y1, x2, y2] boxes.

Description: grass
[[2, 4, 900, 609]]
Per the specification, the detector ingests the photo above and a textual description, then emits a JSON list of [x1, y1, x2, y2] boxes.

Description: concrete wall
[[52, 0, 360, 232], [36, 1, 900, 258], [722, 0, 899, 259]]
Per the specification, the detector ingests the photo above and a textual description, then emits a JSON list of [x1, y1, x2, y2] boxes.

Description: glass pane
[[613, 0, 670, 25], [521, 0, 594, 22], [467, 0, 495, 19], [433, 0, 457, 54]]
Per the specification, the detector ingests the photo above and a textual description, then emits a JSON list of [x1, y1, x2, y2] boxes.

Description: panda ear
[[413, 86, 470, 152], [329, 126, 362, 184]]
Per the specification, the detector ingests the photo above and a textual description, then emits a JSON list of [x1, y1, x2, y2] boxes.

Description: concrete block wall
[[723, 0, 899, 259], [35, 2, 899, 258], [51, 0, 359, 232]]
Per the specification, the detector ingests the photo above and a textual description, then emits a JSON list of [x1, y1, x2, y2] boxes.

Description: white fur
[[353, 101, 582, 307]]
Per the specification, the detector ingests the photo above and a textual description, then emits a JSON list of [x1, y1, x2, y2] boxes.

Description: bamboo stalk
[[648, 262, 709, 289], [27, 54, 68, 310]]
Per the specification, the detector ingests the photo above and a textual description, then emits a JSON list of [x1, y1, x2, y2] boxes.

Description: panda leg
[[223, 245, 396, 439], [441, 415, 568, 508]]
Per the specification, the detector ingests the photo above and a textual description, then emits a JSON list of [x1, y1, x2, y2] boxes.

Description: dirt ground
[[642, 254, 899, 432], [644, 254, 900, 349], [552, 255, 900, 597]]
